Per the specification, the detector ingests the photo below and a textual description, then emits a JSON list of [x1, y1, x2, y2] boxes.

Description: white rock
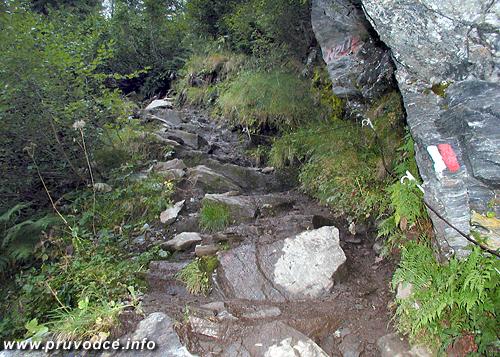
[[160, 200, 185, 225], [273, 226, 346, 298], [163, 232, 202, 251], [145, 99, 173, 111]]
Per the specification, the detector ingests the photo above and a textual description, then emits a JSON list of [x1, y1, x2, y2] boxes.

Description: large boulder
[[359, 0, 500, 257], [311, 0, 395, 101], [216, 226, 346, 301], [187, 166, 241, 193]]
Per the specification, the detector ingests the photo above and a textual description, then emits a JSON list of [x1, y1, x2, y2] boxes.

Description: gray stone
[[396, 282, 413, 300], [103, 312, 194, 356], [163, 232, 202, 251], [339, 334, 363, 357], [205, 159, 279, 192], [160, 168, 185, 181], [241, 307, 282, 320], [153, 159, 187, 172], [261, 166, 275, 174], [272, 226, 346, 298], [94, 182, 112, 193], [187, 166, 241, 193], [165, 129, 205, 149], [195, 244, 220, 257], [377, 333, 432, 357], [358, 0, 500, 257], [216, 226, 346, 301], [132, 234, 146, 246], [188, 316, 225, 339], [146, 109, 183, 128], [160, 200, 185, 225], [203, 193, 257, 225]]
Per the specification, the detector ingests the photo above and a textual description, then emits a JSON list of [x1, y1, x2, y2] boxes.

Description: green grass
[[393, 242, 500, 355], [217, 70, 317, 132], [176, 256, 219, 295], [49, 298, 124, 341], [199, 201, 230, 232]]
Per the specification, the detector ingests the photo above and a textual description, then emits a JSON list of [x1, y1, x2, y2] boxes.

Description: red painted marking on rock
[[437, 144, 460, 172]]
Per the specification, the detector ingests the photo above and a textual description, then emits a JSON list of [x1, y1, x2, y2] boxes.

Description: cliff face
[[312, 0, 500, 257]]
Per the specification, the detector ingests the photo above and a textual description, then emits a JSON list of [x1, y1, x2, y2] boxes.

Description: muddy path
[[134, 103, 396, 357]]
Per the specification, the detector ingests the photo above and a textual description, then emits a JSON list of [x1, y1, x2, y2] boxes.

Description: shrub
[[199, 201, 230, 232], [0, 6, 133, 211], [217, 70, 317, 132], [393, 242, 500, 355]]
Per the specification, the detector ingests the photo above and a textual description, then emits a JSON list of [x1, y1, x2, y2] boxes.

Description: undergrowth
[[393, 242, 500, 355], [0, 153, 173, 342]]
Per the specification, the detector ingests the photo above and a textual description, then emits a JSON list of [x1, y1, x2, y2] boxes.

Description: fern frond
[[0, 203, 30, 225]]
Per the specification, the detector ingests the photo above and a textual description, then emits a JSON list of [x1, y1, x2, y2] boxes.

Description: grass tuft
[[199, 201, 230, 232], [217, 70, 317, 132], [176, 256, 219, 295]]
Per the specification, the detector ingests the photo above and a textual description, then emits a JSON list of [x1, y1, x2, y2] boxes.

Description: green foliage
[[49, 297, 123, 341], [0, 4, 134, 211], [72, 174, 173, 235], [393, 242, 500, 355], [0, 204, 57, 275], [217, 70, 317, 132], [24, 318, 49, 341], [200, 201, 230, 233], [105, 0, 188, 97], [377, 131, 430, 254], [186, 0, 313, 60], [176, 256, 219, 295]]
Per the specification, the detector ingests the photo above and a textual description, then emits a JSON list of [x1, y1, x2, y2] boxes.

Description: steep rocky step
[[135, 105, 396, 356]]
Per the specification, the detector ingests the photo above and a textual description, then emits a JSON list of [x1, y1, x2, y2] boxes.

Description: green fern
[[0, 204, 57, 274], [393, 242, 500, 354]]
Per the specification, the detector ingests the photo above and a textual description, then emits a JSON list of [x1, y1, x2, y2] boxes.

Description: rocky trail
[[118, 103, 407, 357]]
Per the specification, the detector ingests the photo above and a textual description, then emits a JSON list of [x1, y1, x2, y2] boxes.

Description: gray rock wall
[[312, 0, 500, 257]]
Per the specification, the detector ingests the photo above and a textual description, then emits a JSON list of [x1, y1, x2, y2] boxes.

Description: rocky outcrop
[[312, 0, 500, 257], [311, 0, 395, 102]]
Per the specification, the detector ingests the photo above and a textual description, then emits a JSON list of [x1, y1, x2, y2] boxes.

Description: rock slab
[[217, 226, 346, 301]]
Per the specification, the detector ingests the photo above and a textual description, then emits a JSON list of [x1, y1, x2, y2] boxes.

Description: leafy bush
[[0, 172, 173, 341], [0, 5, 132, 211], [72, 173, 173, 235], [199, 201, 230, 232], [393, 242, 500, 355], [176, 256, 219, 295], [105, 0, 188, 97], [377, 131, 432, 254], [217, 70, 317, 132]]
